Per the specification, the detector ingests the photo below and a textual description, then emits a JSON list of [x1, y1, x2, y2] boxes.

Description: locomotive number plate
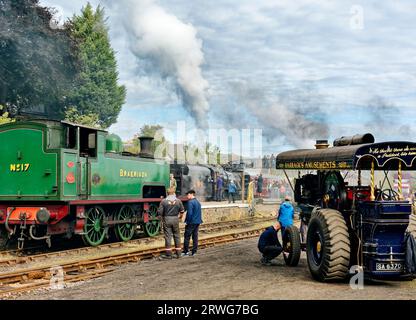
[[376, 263, 403, 271]]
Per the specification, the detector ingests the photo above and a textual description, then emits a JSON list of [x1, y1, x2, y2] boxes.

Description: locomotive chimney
[[333, 133, 375, 147], [315, 140, 329, 149], [139, 136, 154, 158]]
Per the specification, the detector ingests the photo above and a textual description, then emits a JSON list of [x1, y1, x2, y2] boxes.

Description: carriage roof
[[276, 141, 416, 171]]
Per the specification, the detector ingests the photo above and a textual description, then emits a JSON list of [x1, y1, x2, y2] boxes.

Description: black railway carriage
[[276, 134, 416, 281]]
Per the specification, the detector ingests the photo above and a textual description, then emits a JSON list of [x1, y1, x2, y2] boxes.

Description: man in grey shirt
[[158, 188, 185, 259]]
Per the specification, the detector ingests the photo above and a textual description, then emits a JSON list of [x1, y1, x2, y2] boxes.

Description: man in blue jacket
[[258, 222, 283, 265], [182, 190, 203, 256], [228, 180, 237, 203], [278, 196, 294, 240]]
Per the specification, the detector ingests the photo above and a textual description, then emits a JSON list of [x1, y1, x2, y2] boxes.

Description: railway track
[[0, 216, 274, 266], [0, 217, 274, 298]]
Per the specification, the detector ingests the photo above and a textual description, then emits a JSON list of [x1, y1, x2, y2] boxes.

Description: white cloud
[[41, 0, 416, 151]]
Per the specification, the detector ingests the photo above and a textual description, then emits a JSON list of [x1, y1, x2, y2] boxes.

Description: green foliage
[[124, 125, 167, 155], [0, 105, 14, 125], [123, 124, 222, 162], [64, 106, 100, 128], [0, 0, 78, 117], [67, 3, 126, 128]]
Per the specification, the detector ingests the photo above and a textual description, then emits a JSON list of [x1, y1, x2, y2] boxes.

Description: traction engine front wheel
[[283, 225, 301, 267]]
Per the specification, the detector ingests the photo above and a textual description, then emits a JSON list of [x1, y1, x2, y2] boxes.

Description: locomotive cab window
[[65, 126, 77, 149], [79, 128, 97, 158]]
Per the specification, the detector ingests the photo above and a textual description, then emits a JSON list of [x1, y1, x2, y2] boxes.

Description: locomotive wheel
[[83, 206, 107, 246], [115, 205, 136, 242], [306, 208, 350, 282], [143, 203, 160, 237], [283, 225, 301, 267]]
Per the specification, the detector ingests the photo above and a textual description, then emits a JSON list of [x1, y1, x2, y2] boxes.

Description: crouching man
[[258, 222, 283, 266]]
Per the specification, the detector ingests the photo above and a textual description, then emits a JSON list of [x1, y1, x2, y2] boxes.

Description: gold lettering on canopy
[[279, 161, 351, 170]]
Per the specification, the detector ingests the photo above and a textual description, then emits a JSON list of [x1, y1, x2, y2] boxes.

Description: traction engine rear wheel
[[115, 205, 136, 242], [143, 203, 161, 237], [306, 208, 350, 282], [83, 206, 107, 246], [283, 225, 301, 266]]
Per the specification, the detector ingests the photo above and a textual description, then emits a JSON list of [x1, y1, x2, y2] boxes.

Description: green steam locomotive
[[0, 120, 171, 249]]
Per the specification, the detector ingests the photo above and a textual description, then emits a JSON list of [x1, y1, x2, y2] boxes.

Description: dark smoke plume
[[365, 96, 414, 139], [228, 80, 329, 148]]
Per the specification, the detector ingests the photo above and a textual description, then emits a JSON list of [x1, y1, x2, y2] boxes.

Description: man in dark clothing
[[216, 175, 224, 201], [257, 174, 263, 196], [182, 189, 202, 256], [158, 188, 185, 259], [258, 222, 283, 265]]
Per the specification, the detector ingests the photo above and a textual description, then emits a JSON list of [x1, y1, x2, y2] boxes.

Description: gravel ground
[[13, 237, 416, 300]]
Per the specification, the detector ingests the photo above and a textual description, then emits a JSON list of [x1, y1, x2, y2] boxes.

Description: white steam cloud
[[108, 0, 210, 128]]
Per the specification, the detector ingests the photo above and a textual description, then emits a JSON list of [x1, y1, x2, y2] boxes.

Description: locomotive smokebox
[[315, 140, 329, 149], [333, 133, 374, 147], [139, 136, 154, 158]]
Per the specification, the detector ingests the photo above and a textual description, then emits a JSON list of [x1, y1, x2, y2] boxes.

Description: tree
[[64, 107, 100, 128], [67, 3, 126, 128], [0, 105, 14, 125], [124, 125, 167, 156], [0, 0, 78, 118]]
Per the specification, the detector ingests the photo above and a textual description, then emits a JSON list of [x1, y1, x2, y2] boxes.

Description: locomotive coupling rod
[[105, 219, 137, 226]]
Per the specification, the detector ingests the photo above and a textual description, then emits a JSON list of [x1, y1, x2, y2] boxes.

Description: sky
[[40, 0, 416, 156]]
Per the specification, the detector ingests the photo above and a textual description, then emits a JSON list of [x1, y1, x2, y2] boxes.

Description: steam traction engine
[[276, 134, 416, 281], [0, 120, 171, 249]]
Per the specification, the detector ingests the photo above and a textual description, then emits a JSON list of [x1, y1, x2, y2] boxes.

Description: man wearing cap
[[258, 222, 283, 265], [158, 188, 185, 259], [278, 195, 295, 241], [182, 190, 202, 256]]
